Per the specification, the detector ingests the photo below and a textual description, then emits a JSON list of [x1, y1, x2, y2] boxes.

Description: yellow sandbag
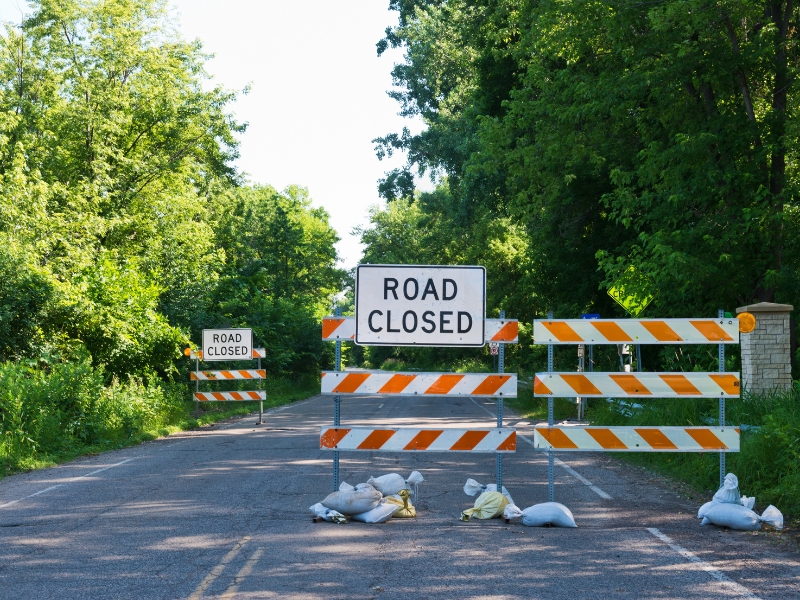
[[461, 491, 508, 521], [385, 488, 416, 518]]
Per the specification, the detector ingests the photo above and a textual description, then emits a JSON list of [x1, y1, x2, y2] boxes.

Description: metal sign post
[[547, 310, 555, 502], [333, 306, 342, 492], [718, 308, 726, 488], [496, 311, 505, 492]]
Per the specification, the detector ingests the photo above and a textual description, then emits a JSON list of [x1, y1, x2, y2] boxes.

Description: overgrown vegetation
[[0, 355, 319, 474]]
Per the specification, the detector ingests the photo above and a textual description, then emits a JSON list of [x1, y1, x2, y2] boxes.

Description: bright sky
[[0, 0, 428, 269]]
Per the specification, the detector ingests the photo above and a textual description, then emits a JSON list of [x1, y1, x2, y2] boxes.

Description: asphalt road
[[1, 393, 798, 599]]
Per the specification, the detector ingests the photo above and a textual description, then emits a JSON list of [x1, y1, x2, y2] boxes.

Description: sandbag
[[384, 488, 416, 517], [463, 479, 515, 506], [712, 473, 741, 504], [367, 471, 425, 497], [339, 481, 377, 493], [366, 473, 405, 496], [697, 500, 716, 519], [461, 491, 508, 521], [701, 503, 760, 531], [521, 502, 577, 528], [350, 502, 397, 524], [309, 502, 347, 524], [321, 486, 382, 515], [760, 505, 784, 530], [503, 504, 524, 520], [740, 495, 756, 510]]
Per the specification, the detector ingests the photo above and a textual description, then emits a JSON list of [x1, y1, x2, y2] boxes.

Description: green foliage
[[588, 388, 800, 516], [0, 352, 320, 474]]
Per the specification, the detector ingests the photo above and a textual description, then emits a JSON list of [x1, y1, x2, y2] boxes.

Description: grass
[[0, 360, 320, 480]]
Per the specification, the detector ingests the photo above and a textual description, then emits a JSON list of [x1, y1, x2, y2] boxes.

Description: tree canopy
[[372, 0, 800, 326]]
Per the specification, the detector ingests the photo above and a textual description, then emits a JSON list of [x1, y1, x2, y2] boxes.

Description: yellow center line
[[220, 547, 264, 599], [187, 536, 250, 600]]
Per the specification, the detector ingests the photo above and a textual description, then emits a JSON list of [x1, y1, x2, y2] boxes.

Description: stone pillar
[[736, 302, 794, 394]]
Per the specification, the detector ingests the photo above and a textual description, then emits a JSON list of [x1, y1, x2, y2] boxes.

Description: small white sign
[[202, 328, 253, 361], [355, 265, 485, 346]]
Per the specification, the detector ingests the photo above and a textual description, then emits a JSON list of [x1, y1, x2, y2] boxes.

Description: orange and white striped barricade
[[322, 316, 519, 343], [533, 372, 740, 398], [321, 371, 517, 397], [320, 427, 517, 452], [191, 369, 266, 381], [532, 426, 739, 452], [188, 348, 267, 422], [194, 391, 267, 402], [533, 318, 739, 345]]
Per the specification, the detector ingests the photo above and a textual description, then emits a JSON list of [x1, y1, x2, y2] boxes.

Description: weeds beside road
[[0, 356, 318, 479]]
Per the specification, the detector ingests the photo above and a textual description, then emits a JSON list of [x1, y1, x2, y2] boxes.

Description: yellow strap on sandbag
[[461, 491, 508, 521], [385, 489, 416, 518]]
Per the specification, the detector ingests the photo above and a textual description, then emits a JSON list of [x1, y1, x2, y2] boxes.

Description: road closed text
[[355, 265, 485, 347], [202, 329, 253, 361]]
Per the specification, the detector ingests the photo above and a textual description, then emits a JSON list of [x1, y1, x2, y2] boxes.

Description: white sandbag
[[740, 495, 755, 510], [309, 502, 347, 524], [367, 471, 425, 496], [697, 500, 717, 519], [463, 479, 514, 506], [339, 481, 355, 492], [321, 486, 382, 515], [712, 473, 741, 504], [503, 504, 524, 520], [367, 473, 405, 496], [350, 502, 397, 524], [760, 505, 784, 530], [521, 502, 577, 528], [701, 502, 760, 531]]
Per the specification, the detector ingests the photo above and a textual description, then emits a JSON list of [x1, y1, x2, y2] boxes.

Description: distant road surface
[[1, 394, 798, 599]]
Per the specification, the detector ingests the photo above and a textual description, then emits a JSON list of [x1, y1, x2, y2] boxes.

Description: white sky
[[0, 0, 429, 269]]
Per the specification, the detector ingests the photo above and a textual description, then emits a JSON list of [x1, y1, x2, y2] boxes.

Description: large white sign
[[355, 265, 485, 346], [202, 328, 253, 361]]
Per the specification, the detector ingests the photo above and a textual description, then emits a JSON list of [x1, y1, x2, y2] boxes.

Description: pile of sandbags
[[310, 471, 424, 524], [697, 473, 783, 531]]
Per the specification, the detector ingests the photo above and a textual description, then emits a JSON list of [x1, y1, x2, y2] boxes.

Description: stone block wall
[[736, 302, 794, 394]]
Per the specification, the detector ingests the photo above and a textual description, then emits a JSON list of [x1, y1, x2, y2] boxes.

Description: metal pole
[[496, 310, 505, 493], [333, 306, 342, 492], [195, 356, 199, 420], [577, 344, 585, 420], [636, 344, 643, 372], [547, 311, 555, 502], [257, 355, 264, 425], [718, 308, 726, 488]]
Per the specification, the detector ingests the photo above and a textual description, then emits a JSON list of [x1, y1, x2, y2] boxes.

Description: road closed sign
[[202, 328, 253, 361], [355, 265, 485, 346]]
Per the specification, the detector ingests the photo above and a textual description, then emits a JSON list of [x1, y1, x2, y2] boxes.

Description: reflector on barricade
[[194, 391, 266, 402], [321, 316, 519, 343], [320, 427, 516, 452], [532, 426, 740, 452], [321, 371, 517, 397], [533, 318, 739, 345], [533, 372, 740, 398], [191, 369, 266, 381], [189, 349, 265, 359]]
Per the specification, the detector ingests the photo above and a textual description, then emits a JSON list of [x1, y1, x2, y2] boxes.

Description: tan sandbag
[[385, 489, 416, 518], [461, 491, 508, 521]]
